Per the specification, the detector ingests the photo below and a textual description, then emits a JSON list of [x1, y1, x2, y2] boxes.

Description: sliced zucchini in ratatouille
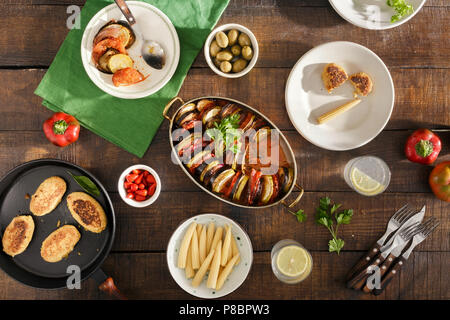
[[98, 49, 119, 73], [107, 54, 133, 73]]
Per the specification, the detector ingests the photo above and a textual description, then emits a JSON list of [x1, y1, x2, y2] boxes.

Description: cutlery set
[[346, 204, 439, 295]]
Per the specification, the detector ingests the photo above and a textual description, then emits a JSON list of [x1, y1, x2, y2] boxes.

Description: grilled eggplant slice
[[196, 99, 215, 113], [278, 167, 294, 193], [239, 112, 255, 131], [107, 53, 133, 73], [212, 168, 236, 194], [232, 174, 248, 202], [94, 20, 135, 48], [203, 164, 225, 188]]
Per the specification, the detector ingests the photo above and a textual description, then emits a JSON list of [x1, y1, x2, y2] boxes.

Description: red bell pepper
[[405, 129, 441, 165], [429, 161, 450, 202], [43, 112, 80, 147]]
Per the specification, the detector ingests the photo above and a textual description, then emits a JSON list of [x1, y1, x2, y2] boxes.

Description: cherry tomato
[[135, 189, 148, 197], [124, 181, 132, 189], [132, 169, 141, 174], [129, 183, 138, 192], [146, 174, 156, 185], [138, 183, 145, 190], [126, 173, 139, 183], [148, 183, 156, 197], [143, 170, 149, 177], [134, 173, 144, 184], [126, 193, 134, 199], [135, 195, 147, 201]]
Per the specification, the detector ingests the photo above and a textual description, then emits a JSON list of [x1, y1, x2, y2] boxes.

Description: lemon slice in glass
[[276, 245, 310, 278], [350, 167, 385, 195]]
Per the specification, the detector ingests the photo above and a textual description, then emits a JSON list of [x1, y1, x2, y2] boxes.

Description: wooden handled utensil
[[347, 221, 422, 290], [345, 204, 420, 284], [372, 218, 440, 295]]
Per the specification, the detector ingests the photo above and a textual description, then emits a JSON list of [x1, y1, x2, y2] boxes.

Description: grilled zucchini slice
[[108, 54, 133, 73]]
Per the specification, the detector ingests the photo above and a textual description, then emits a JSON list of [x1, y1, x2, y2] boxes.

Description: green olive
[[227, 29, 239, 46], [220, 61, 232, 73], [241, 46, 253, 61], [238, 33, 251, 47], [210, 40, 221, 57], [232, 58, 248, 73], [216, 50, 233, 62], [231, 45, 241, 56], [215, 31, 229, 48], [212, 57, 221, 68]]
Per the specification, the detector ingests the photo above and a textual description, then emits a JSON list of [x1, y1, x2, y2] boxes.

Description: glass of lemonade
[[271, 239, 313, 284], [343, 156, 391, 196]]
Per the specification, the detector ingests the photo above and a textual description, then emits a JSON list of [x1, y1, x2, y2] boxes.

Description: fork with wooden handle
[[372, 218, 440, 295], [345, 204, 417, 284], [347, 222, 421, 290]]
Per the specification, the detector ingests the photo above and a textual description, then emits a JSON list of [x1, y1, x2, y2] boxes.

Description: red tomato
[[132, 169, 141, 174], [134, 173, 144, 184], [429, 161, 450, 202], [135, 195, 147, 201], [146, 174, 156, 185], [126, 193, 134, 199], [124, 181, 132, 189], [138, 183, 145, 190], [135, 189, 148, 197], [129, 183, 138, 192], [148, 183, 156, 197], [143, 170, 149, 177], [126, 173, 139, 183]]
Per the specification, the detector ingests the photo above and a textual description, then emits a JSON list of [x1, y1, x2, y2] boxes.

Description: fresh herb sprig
[[315, 197, 353, 255], [67, 171, 100, 197], [293, 209, 307, 222], [206, 114, 242, 155], [387, 0, 414, 23]]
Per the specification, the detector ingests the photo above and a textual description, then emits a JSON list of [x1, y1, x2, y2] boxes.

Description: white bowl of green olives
[[204, 24, 258, 78]]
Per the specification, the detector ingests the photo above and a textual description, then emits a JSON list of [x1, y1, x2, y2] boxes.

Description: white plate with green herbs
[[329, 0, 425, 30]]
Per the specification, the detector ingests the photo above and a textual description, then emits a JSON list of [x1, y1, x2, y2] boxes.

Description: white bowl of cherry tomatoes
[[118, 164, 161, 208]]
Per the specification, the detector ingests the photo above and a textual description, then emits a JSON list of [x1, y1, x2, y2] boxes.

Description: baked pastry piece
[[66, 192, 107, 233], [322, 63, 348, 93], [30, 176, 67, 216], [349, 72, 373, 96], [40, 225, 80, 263], [2, 215, 35, 257]]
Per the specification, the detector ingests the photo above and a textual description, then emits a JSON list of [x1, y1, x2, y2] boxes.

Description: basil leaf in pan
[[67, 171, 101, 197]]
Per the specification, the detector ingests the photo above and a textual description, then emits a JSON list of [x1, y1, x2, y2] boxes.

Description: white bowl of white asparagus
[[167, 213, 253, 299]]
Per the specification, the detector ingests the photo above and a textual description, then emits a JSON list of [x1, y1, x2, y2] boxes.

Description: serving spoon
[[114, 0, 166, 69]]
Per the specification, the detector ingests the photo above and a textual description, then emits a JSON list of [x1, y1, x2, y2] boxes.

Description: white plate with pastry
[[329, 0, 426, 30], [167, 213, 253, 299], [285, 41, 394, 151]]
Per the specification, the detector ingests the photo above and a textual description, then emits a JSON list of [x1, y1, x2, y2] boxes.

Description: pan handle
[[163, 96, 185, 121], [281, 183, 304, 213], [92, 268, 127, 300], [98, 277, 127, 300]]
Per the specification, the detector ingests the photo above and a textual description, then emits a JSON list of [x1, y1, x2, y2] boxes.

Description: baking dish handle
[[163, 96, 185, 121], [281, 184, 304, 213]]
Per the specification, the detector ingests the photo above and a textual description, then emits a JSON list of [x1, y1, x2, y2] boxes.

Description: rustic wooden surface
[[0, 0, 448, 300]]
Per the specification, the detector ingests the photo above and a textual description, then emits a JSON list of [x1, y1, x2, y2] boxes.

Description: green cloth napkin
[[35, 0, 229, 157]]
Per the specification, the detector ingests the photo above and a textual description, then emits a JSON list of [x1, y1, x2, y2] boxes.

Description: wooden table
[[0, 0, 448, 300]]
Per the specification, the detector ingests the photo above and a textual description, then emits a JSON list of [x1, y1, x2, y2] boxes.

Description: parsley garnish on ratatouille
[[315, 197, 353, 255], [206, 114, 242, 155], [387, 0, 414, 23]]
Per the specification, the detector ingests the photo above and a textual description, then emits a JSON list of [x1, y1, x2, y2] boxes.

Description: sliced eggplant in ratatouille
[[259, 175, 274, 205], [97, 49, 119, 73], [175, 103, 196, 124], [200, 160, 219, 182], [212, 168, 236, 194], [232, 174, 249, 202], [94, 20, 135, 48], [196, 99, 215, 113], [203, 164, 225, 188], [178, 111, 199, 128], [202, 106, 222, 125], [278, 167, 294, 193], [176, 132, 201, 156], [108, 54, 134, 73]]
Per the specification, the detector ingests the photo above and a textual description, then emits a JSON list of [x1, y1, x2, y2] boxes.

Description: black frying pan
[[0, 159, 124, 298]]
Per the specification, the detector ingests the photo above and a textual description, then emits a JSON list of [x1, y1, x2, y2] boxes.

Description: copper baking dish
[[163, 96, 304, 212]]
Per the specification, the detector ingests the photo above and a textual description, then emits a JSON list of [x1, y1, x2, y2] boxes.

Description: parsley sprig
[[387, 0, 414, 23], [315, 197, 353, 255], [206, 114, 242, 155]]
